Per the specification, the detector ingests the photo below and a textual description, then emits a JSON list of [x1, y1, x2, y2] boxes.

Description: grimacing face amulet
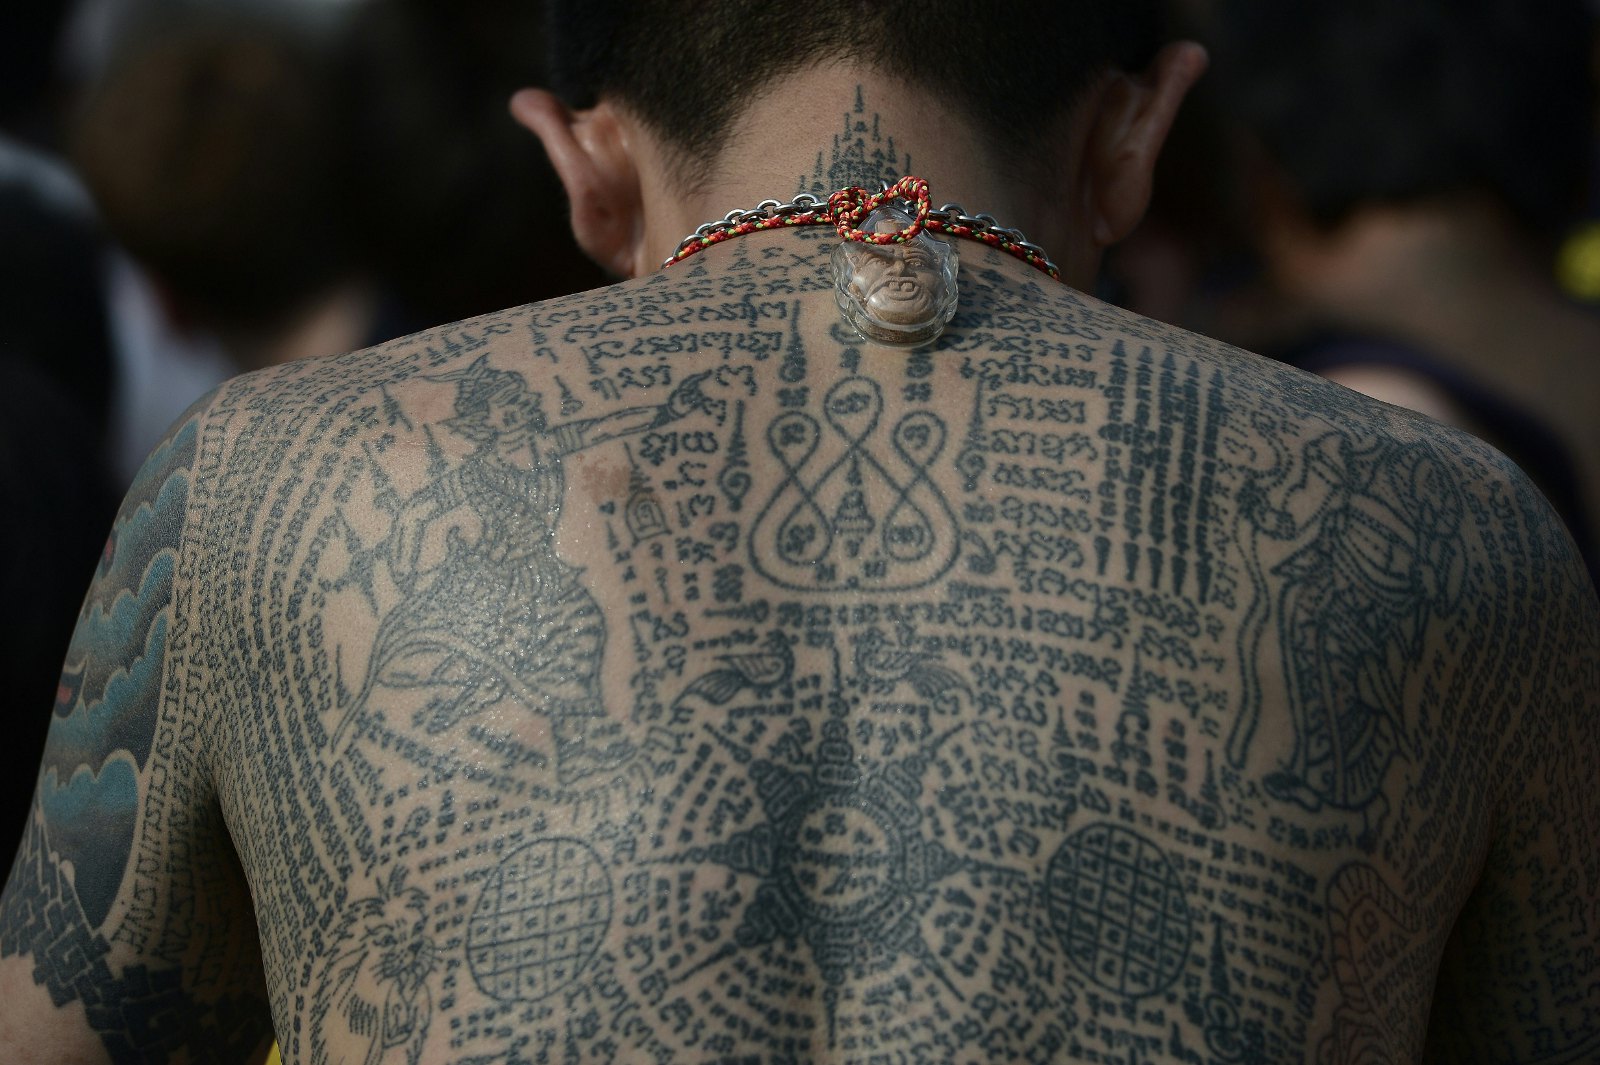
[[831, 205, 960, 348], [662, 175, 1060, 349]]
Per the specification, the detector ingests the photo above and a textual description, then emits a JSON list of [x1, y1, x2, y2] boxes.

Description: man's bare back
[[2, 4, 1597, 1059], [3, 226, 1595, 1063]]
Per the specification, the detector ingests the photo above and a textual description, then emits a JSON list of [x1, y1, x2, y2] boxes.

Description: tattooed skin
[[2, 95, 1597, 1065]]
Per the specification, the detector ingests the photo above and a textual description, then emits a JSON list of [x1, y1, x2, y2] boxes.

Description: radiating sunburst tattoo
[[670, 707, 1018, 1045]]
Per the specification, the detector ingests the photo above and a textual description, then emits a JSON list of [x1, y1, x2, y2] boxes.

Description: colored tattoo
[[0, 413, 272, 1061]]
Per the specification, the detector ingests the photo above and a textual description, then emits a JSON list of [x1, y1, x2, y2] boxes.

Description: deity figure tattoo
[[1233, 430, 1467, 849], [329, 356, 713, 782]]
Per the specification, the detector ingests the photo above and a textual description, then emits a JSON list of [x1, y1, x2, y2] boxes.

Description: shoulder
[[0, 383, 275, 1060], [1071, 295, 1589, 675]]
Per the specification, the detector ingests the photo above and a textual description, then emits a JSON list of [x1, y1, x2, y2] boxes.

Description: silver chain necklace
[[661, 177, 1061, 348]]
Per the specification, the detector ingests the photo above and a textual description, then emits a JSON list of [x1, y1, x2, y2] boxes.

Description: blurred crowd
[[1, 0, 1596, 863]]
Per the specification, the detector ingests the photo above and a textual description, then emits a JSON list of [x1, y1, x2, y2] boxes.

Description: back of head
[[546, 0, 1164, 189], [69, 7, 350, 336], [1207, 0, 1598, 237]]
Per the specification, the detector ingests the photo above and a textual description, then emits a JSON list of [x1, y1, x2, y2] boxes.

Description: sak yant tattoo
[[0, 414, 271, 1061], [325, 355, 715, 785], [4, 89, 1594, 1065]]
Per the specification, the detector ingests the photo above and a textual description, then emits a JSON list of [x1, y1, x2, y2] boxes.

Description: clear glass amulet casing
[[831, 205, 959, 348]]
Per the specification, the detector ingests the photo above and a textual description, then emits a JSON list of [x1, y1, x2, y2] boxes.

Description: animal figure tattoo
[[312, 869, 437, 1065]]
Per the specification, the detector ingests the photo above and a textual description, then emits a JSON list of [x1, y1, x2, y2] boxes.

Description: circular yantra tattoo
[[1045, 822, 1193, 998], [467, 837, 613, 1002]]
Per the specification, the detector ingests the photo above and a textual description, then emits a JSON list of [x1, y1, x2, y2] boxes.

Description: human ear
[[510, 88, 645, 277], [1081, 41, 1209, 249]]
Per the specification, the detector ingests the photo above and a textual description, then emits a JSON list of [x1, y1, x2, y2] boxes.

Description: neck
[[636, 66, 1087, 281]]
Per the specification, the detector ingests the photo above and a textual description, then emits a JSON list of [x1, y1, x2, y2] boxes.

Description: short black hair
[[548, 0, 1164, 184], [1208, 0, 1597, 237]]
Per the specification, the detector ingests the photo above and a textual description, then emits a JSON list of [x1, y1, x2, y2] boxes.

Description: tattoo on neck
[[800, 85, 912, 196]]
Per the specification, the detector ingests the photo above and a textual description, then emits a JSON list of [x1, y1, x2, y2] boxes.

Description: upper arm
[[0, 408, 273, 1062], [1425, 477, 1600, 1062]]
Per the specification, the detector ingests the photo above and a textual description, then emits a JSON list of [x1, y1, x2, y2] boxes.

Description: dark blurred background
[[0, 0, 1596, 867]]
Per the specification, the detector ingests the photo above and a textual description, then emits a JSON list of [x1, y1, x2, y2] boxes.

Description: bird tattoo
[[673, 629, 795, 711], [852, 625, 969, 702]]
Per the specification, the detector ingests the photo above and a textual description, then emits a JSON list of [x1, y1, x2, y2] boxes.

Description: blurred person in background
[[64, 1, 357, 490], [68, 0, 611, 486], [1201, 0, 1600, 585], [335, 0, 608, 331], [69, 3, 377, 388], [0, 0, 120, 868]]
